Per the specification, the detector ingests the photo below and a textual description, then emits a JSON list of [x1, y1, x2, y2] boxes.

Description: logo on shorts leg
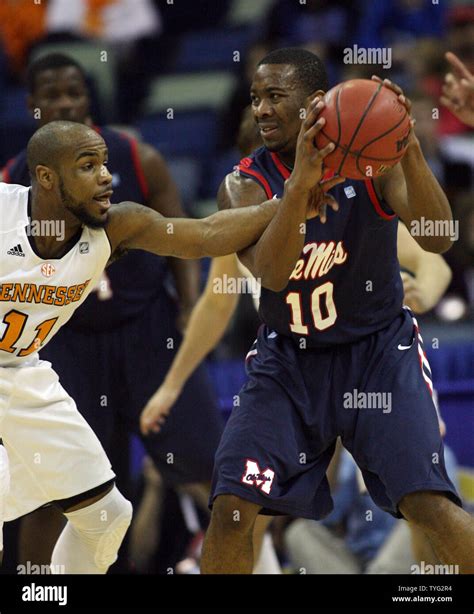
[[241, 459, 275, 495]]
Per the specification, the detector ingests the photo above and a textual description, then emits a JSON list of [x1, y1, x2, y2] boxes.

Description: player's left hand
[[371, 75, 417, 146], [140, 383, 181, 435], [307, 176, 344, 222]]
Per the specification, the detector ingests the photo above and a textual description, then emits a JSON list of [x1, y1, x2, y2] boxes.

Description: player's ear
[[35, 165, 55, 190]]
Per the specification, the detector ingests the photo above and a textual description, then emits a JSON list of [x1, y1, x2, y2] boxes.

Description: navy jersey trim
[[2, 156, 16, 183], [365, 179, 396, 220], [126, 135, 150, 202], [270, 152, 291, 180]]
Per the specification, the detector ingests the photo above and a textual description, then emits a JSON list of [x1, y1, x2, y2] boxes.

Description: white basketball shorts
[[0, 357, 115, 521]]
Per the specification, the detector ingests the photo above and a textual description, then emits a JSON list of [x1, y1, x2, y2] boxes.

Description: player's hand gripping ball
[[315, 78, 412, 180]]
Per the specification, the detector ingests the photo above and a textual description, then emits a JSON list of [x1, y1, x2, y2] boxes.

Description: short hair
[[26, 53, 87, 94], [257, 47, 329, 94], [26, 120, 98, 181]]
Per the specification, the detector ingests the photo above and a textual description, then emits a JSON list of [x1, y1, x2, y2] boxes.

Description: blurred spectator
[[265, 0, 357, 49], [356, 0, 447, 49], [0, 0, 46, 78], [45, 0, 161, 44], [284, 450, 398, 574], [263, 0, 359, 86], [440, 193, 474, 320], [157, 0, 230, 35], [34, 0, 163, 123], [284, 445, 460, 574], [445, 6, 474, 71]]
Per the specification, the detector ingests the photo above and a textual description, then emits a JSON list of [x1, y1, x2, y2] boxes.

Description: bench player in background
[[0, 53, 222, 570], [0, 118, 294, 572], [197, 47, 474, 574]]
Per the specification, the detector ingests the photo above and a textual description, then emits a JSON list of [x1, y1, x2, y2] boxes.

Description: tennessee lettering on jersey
[[0, 183, 111, 366], [2, 126, 168, 332], [236, 146, 404, 347], [0, 281, 91, 305]]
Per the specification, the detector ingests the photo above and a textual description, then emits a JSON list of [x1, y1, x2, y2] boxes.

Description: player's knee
[[399, 490, 452, 529], [212, 494, 261, 536], [66, 486, 133, 571]]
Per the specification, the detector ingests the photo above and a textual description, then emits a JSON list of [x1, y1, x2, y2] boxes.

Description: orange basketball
[[315, 79, 411, 180]]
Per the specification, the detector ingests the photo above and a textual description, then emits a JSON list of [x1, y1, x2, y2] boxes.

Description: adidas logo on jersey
[[7, 244, 25, 257]]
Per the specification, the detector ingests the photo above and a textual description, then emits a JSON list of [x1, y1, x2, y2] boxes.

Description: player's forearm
[[163, 291, 239, 391], [242, 180, 309, 292], [400, 142, 453, 253], [202, 199, 279, 257], [415, 257, 452, 312]]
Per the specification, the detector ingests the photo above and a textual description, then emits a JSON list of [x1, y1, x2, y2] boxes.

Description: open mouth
[[93, 192, 112, 209], [259, 125, 279, 138]]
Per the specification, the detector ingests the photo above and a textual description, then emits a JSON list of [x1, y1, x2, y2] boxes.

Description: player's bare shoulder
[[105, 200, 157, 258], [218, 171, 268, 211]]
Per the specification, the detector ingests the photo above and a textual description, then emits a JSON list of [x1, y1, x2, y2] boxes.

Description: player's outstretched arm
[[140, 254, 241, 435], [105, 198, 279, 259], [372, 78, 453, 254], [397, 222, 452, 314]]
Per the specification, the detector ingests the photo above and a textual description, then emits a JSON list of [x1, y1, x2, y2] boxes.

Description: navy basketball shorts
[[210, 308, 461, 519], [40, 292, 224, 485]]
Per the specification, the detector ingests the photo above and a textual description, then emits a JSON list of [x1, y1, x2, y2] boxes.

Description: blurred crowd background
[[0, 0, 472, 574]]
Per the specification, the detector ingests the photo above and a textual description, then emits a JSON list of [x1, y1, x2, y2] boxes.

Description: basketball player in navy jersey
[[0, 53, 218, 566], [201, 48, 474, 574]]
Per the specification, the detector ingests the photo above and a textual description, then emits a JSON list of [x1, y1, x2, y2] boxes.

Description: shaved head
[[27, 120, 100, 181], [26, 120, 112, 228]]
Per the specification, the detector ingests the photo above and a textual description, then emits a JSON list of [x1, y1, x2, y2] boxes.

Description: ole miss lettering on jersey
[[236, 147, 404, 348]]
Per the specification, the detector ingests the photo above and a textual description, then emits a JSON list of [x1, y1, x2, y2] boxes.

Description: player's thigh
[[343, 309, 461, 517], [2, 361, 115, 521], [211, 328, 337, 521]]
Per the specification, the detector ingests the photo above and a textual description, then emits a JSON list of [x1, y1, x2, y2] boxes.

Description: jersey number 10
[[286, 281, 337, 334]]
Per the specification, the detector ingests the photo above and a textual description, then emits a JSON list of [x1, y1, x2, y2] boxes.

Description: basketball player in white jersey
[[0, 118, 308, 573]]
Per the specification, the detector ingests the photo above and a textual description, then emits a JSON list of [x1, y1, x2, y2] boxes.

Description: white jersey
[[0, 183, 111, 367]]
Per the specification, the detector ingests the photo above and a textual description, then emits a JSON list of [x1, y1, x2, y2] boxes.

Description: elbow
[[417, 236, 453, 255], [263, 280, 288, 292], [260, 272, 288, 292], [253, 261, 290, 292]]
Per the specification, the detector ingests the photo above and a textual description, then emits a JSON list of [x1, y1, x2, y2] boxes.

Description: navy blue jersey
[[3, 126, 169, 330], [236, 146, 404, 347]]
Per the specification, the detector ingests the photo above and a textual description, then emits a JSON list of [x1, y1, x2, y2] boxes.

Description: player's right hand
[[290, 97, 336, 191], [290, 97, 345, 221], [140, 384, 182, 435]]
